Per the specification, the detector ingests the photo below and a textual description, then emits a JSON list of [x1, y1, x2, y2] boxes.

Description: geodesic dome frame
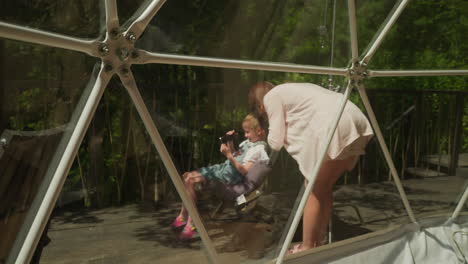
[[1, 0, 467, 263]]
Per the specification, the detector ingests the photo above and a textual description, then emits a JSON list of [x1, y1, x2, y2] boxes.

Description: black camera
[[219, 131, 240, 151]]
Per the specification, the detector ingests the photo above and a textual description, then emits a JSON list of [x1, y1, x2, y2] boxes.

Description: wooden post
[[449, 94, 464, 176], [88, 103, 106, 207], [0, 40, 5, 133]]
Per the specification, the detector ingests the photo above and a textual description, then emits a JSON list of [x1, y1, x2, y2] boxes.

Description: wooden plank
[[425, 153, 468, 168], [406, 167, 447, 178]]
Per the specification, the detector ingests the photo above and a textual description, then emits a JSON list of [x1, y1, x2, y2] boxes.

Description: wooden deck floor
[[425, 153, 468, 168], [39, 176, 468, 264]]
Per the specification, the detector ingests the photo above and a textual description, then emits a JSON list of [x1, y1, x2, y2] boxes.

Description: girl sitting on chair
[[172, 114, 269, 240]]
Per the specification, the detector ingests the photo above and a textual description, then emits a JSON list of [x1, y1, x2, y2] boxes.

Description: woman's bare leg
[[300, 157, 355, 251]]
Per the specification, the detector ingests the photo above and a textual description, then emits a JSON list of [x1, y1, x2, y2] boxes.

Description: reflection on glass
[[0, 1, 100, 38], [117, 0, 147, 28], [0, 39, 95, 263], [40, 79, 211, 263], [130, 63, 419, 261], [363, 84, 468, 220], [1, 0, 465, 261], [357, 0, 401, 57], [362, 0, 466, 70], [131, 65, 325, 262], [137, 0, 351, 67]]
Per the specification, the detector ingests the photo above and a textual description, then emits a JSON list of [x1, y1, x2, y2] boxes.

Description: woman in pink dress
[[249, 82, 374, 254]]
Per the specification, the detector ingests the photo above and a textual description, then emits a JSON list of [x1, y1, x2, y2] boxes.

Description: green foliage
[[3, 0, 467, 207], [464, 104, 468, 150], [364, 0, 467, 91]]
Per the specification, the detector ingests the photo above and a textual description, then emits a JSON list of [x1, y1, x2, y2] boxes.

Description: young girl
[[172, 114, 269, 240], [249, 82, 373, 254]]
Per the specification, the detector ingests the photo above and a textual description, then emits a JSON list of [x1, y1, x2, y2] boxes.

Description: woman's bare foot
[[287, 243, 311, 254], [287, 241, 322, 255]]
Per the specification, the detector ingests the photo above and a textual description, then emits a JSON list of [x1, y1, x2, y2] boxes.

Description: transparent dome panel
[[278, 87, 412, 259], [332, 184, 408, 243], [364, 77, 468, 220], [0, 38, 97, 262], [136, 0, 351, 68], [330, 91, 404, 237], [131, 63, 414, 260], [0, 1, 101, 38], [117, 0, 147, 28], [40, 78, 211, 263], [364, 0, 467, 70], [357, 0, 405, 57], [131, 65, 336, 262]]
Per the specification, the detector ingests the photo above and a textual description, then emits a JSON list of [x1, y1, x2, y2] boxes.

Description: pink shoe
[[178, 225, 198, 241], [171, 215, 187, 230]]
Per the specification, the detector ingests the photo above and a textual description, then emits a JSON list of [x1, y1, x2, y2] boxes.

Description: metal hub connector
[[130, 49, 139, 59], [117, 47, 130, 61], [98, 43, 109, 56], [104, 63, 114, 72], [120, 66, 130, 77], [109, 28, 121, 40], [348, 61, 369, 84], [126, 32, 137, 42], [99, 27, 138, 78]]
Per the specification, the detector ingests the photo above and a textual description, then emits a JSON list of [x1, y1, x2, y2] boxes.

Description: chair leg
[[238, 189, 262, 213], [210, 200, 225, 219], [244, 190, 263, 204], [240, 199, 258, 214]]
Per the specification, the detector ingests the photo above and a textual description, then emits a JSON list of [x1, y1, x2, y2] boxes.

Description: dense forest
[[0, 0, 467, 208]]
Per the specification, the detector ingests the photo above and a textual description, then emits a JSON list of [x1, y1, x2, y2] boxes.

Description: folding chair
[[209, 160, 272, 219]]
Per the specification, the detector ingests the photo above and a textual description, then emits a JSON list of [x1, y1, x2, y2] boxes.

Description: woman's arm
[[220, 143, 252, 175], [264, 93, 286, 151]]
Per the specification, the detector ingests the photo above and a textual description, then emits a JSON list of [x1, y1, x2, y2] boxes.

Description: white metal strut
[[0, 0, 467, 263], [8, 65, 111, 264], [362, 0, 410, 64], [356, 83, 417, 223], [347, 0, 359, 61], [137, 50, 349, 76], [0, 22, 100, 57], [118, 70, 220, 263], [105, 0, 120, 32], [125, 0, 168, 40], [369, 69, 468, 77]]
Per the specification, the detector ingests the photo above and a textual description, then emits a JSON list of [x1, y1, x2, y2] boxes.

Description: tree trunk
[[0, 40, 5, 132], [87, 103, 106, 208], [449, 95, 464, 176]]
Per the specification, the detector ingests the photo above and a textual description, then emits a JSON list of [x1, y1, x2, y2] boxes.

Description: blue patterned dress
[[198, 140, 267, 184]]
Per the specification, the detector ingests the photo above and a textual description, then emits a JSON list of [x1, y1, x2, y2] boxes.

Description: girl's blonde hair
[[243, 114, 261, 129]]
